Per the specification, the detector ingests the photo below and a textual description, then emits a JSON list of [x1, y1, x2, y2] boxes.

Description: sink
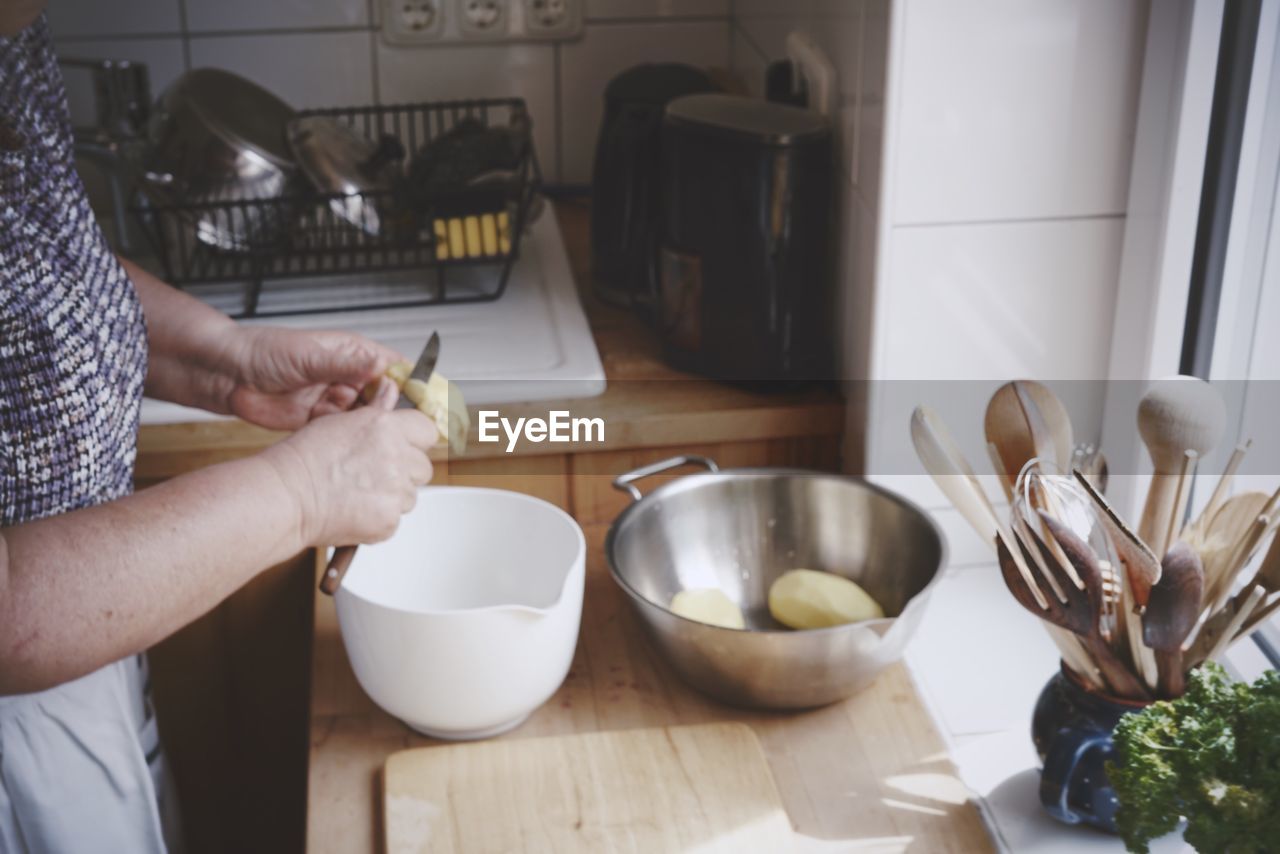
[[139, 211, 606, 425]]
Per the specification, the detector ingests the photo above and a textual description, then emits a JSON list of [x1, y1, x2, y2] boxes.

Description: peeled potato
[[379, 361, 471, 455], [670, 588, 746, 629], [768, 569, 884, 629]]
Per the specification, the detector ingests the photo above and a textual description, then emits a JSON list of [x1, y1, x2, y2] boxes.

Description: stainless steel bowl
[[605, 455, 946, 709], [143, 68, 300, 251]]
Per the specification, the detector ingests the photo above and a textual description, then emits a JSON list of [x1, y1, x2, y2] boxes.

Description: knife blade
[[319, 331, 441, 597], [401, 330, 442, 404]]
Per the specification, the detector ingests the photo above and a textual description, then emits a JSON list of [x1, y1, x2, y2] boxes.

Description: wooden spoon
[[998, 515, 1149, 700], [1135, 376, 1226, 559], [912, 405, 1045, 608], [1196, 491, 1271, 610], [985, 381, 1074, 494], [1184, 592, 1253, 669], [1183, 439, 1252, 545], [1227, 526, 1280, 620], [1142, 541, 1203, 698]]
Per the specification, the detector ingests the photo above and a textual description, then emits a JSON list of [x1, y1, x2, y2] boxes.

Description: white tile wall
[[559, 20, 730, 184], [376, 42, 557, 178], [881, 219, 1125, 382], [734, 0, 1146, 523], [46, 0, 181, 38], [56, 37, 186, 128], [188, 31, 376, 107], [586, 0, 728, 19], [185, 0, 369, 33], [892, 0, 1148, 225], [862, 1, 1147, 497], [47, 0, 733, 185]]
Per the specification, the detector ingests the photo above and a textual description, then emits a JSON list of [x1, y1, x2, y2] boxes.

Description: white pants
[[0, 656, 181, 854]]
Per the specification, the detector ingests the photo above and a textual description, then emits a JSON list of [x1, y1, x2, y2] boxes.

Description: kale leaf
[[1107, 663, 1280, 853]]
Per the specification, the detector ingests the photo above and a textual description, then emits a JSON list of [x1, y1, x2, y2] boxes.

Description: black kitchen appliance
[[590, 63, 719, 313], [658, 94, 833, 383]]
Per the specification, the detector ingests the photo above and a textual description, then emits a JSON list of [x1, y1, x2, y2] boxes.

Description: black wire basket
[[130, 97, 540, 318]]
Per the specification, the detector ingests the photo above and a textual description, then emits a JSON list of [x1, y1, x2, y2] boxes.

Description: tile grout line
[[367, 0, 380, 102], [732, 21, 769, 63], [186, 25, 375, 40], [553, 42, 563, 184], [176, 0, 191, 72], [894, 212, 1128, 230], [582, 15, 729, 26], [55, 15, 730, 44], [369, 30, 380, 103], [57, 24, 377, 42], [57, 32, 185, 42], [727, 0, 737, 69]]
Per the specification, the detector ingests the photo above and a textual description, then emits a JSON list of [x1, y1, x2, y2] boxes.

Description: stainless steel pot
[[143, 68, 299, 251], [605, 455, 946, 709]]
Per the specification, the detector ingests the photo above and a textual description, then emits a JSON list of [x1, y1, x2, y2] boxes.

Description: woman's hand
[[121, 257, 400, 426], [224, 327, 401, 431], [263, 379, 439, 547]]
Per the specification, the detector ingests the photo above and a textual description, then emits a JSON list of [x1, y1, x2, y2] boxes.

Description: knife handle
[[320, 545, 358, 596]]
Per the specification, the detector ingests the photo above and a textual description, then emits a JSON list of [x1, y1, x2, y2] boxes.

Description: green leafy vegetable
[[1107, 663, 1280, 853]]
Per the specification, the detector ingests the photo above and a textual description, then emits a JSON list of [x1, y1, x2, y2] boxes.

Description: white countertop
[[904, 559, 1191, 853], [141, 211, 605, 425]]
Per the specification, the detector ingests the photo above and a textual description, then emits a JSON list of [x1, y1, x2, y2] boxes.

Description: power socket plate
[[522, 0, 582, 39], [380, 0, 581, 43], [382, 0, 446, 43], [458, 0, 509, 40]]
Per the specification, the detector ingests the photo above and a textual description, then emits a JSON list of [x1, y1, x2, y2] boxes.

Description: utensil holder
[[1031, 662, 1151, 832]]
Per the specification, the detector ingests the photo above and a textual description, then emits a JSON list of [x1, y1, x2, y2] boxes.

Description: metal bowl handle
[[612, 455, 719, 502]]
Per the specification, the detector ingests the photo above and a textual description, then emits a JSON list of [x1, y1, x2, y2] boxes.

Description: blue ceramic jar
[[1031, 664, 1150, 832]]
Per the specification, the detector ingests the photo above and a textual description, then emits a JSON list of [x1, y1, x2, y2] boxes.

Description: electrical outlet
[[382, 0, 445, 43], [458, 0, 509, 39], [523, 0, 581, 38]]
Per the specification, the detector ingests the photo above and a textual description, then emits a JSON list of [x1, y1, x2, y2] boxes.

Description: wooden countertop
[[308, 526, 993, 853], [304, 201, 992, 852], [135, 200, 844, 479]]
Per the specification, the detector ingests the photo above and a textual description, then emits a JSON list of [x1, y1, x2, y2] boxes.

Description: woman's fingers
[[370, 377, 398, 411], [393, 409, 439, 451], [400, 485, 418, 513], [405, 453, 433, 486]]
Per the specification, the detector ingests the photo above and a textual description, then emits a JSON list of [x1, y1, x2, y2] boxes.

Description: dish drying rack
[[130, 97, 540, 319]]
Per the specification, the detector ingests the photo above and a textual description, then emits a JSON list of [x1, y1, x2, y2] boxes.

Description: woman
[[0, 4, 437, 851]]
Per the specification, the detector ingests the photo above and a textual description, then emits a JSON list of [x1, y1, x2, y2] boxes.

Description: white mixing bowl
[[335, 487, 585, 740]]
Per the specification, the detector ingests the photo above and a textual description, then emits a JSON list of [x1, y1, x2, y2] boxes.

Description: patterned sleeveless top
[[0, 16, 148, 526]]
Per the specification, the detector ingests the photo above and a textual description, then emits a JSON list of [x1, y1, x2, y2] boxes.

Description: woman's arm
[[123, 257, 246, 413], [124, 258, 401, 428], [0, 449, 304, 694], [0, 384, 437, 695]]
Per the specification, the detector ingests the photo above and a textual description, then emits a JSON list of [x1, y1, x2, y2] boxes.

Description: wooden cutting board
[[383, 722, 794, 853]]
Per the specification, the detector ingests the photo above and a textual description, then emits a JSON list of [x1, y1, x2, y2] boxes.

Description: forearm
[[0, 447, 308, 695], [122, 256, 243, 413]]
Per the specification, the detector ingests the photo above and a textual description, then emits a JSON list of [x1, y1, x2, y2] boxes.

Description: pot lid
[[664, 93, 828, 145], [286, 115, 405, 198]]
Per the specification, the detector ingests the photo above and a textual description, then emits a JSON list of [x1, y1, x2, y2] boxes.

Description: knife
[[319, 332, 441, 596], [400, 331, 441, 405]]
